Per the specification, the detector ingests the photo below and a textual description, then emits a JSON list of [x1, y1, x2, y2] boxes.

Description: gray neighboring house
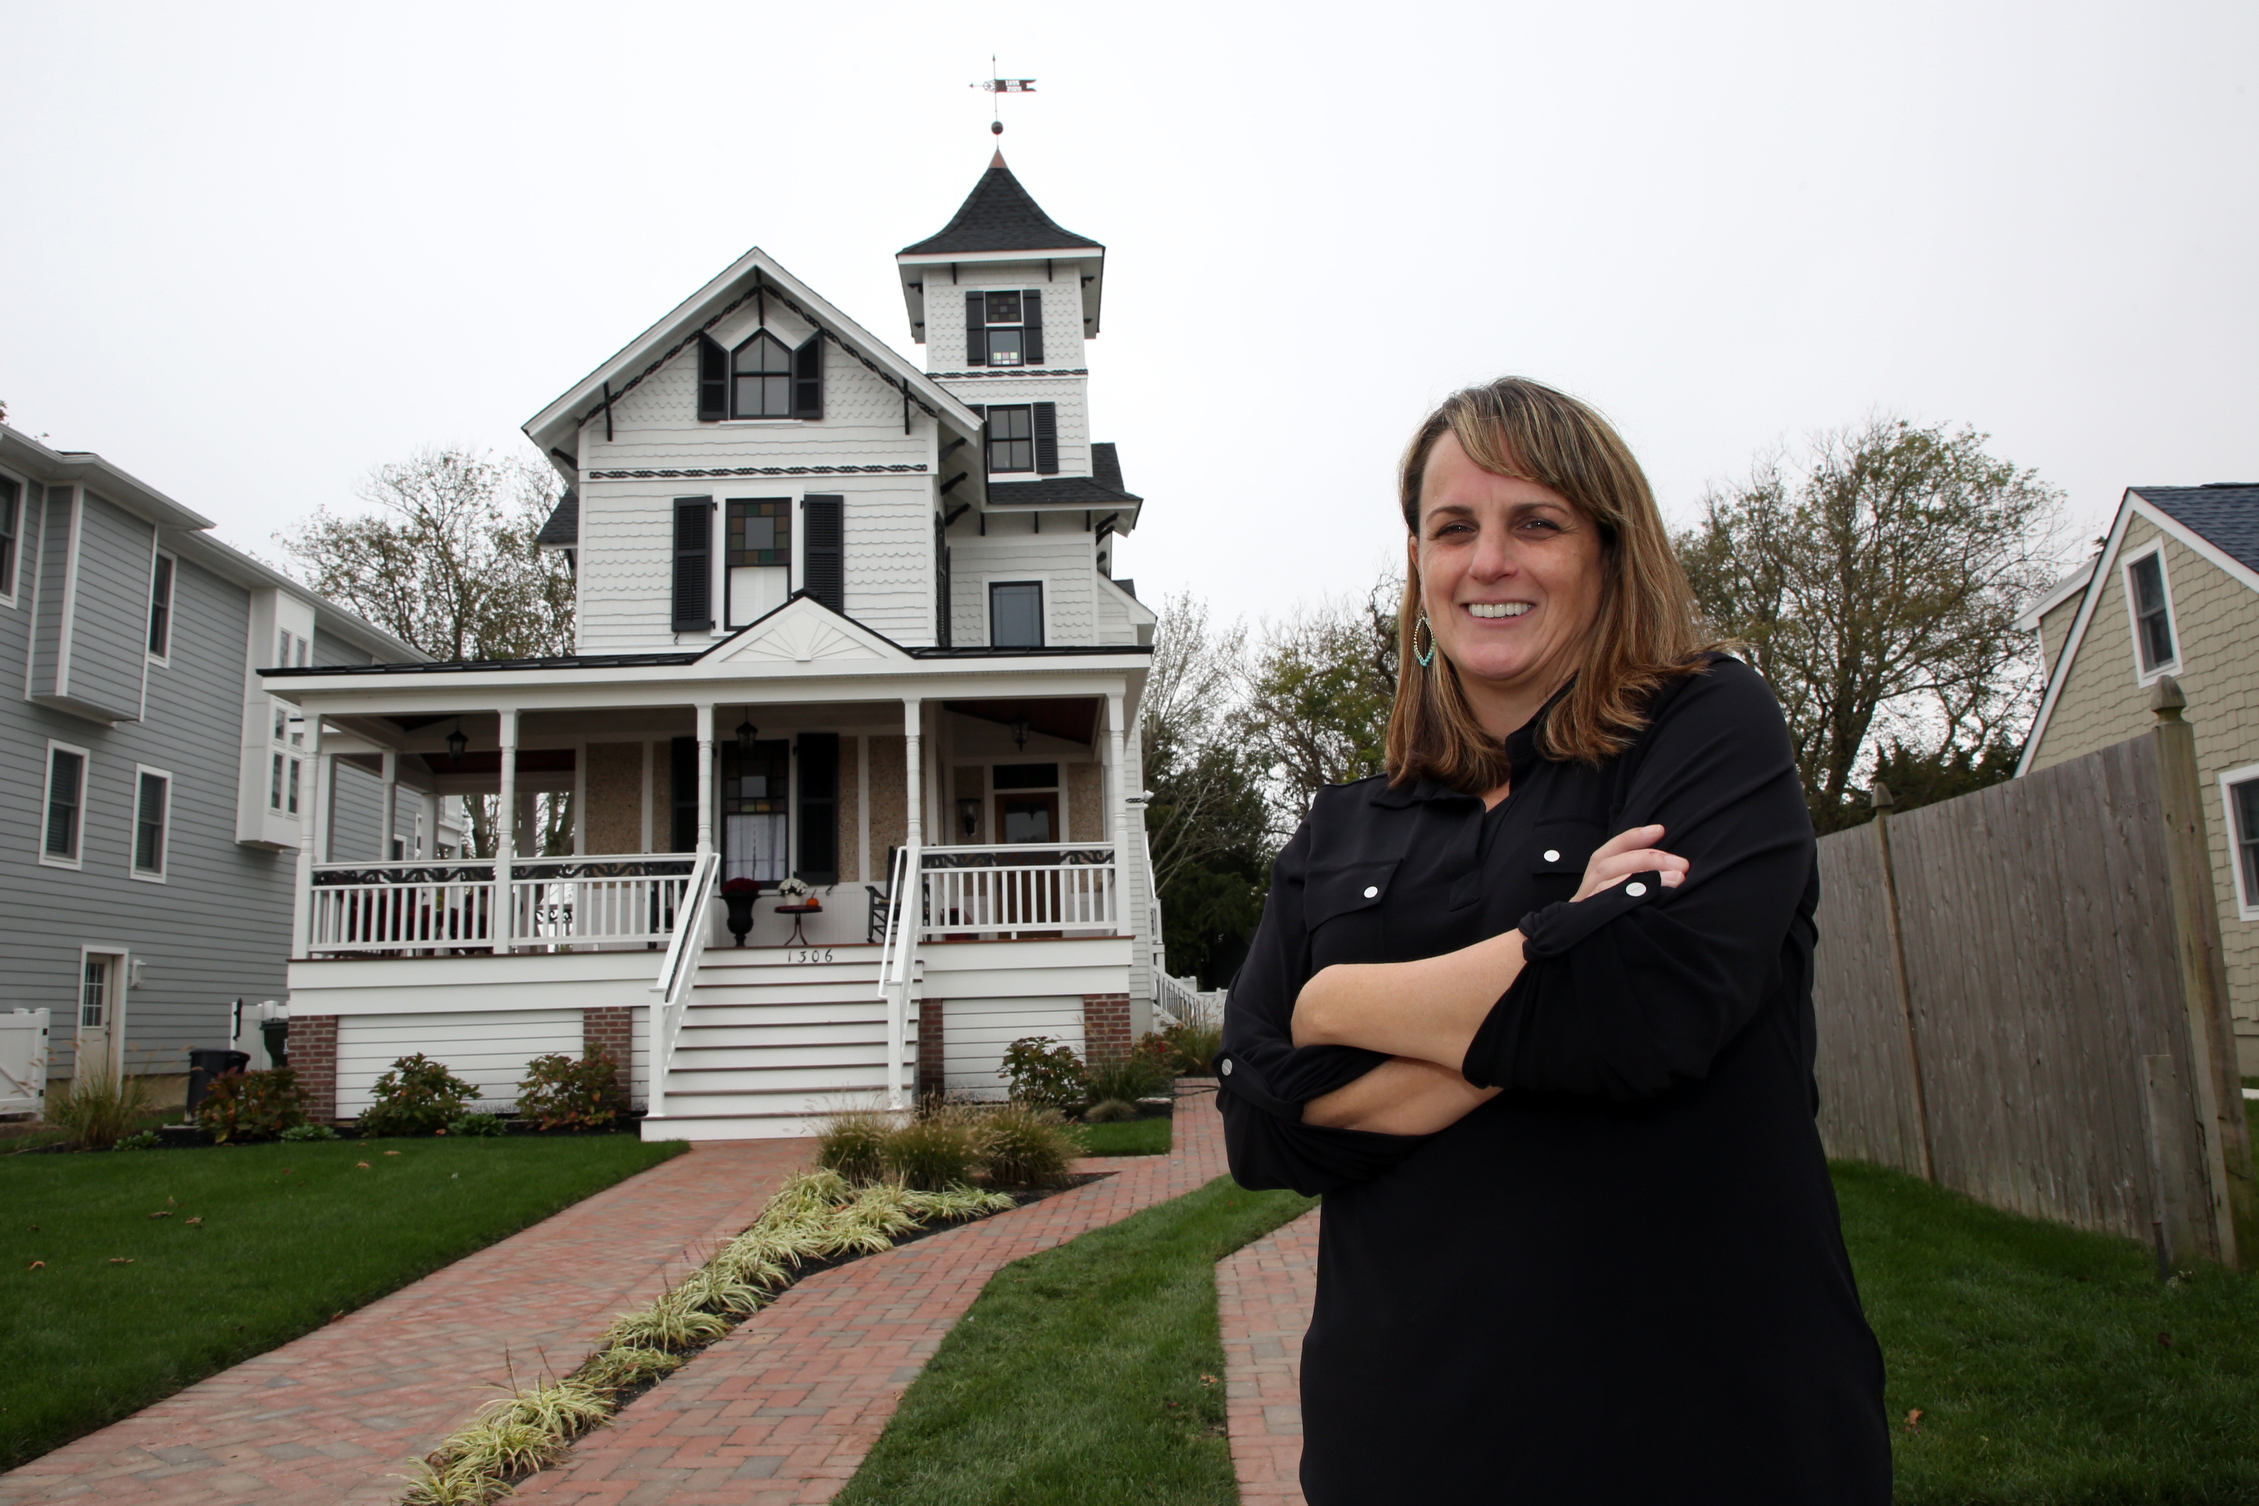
[[0, 424, 421, 1104]]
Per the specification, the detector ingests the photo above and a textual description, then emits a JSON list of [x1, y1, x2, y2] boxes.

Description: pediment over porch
[[697, 597, 913, 674]]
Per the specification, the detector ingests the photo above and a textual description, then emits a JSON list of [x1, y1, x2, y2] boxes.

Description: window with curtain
[[722, 738, 791, 885]]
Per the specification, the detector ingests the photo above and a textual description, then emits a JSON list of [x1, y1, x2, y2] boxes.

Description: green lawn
[[1838, 1160, 2259, 1505], [0, 1134, 683, 1469], [1070, 1116, 1172, 1158], [836, 1175, 1313, 1506]]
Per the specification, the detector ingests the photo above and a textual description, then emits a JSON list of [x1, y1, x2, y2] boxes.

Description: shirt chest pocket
[[1304, 860, 1398, 971], [1528, 820, 1603, 898]]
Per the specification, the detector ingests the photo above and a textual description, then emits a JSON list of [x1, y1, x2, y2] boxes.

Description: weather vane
[[973, 56, 1035, 137]]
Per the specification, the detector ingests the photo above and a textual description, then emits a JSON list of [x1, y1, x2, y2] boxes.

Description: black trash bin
[[259, 1017, 289, 1069], [185, 1048, 251, 1115]]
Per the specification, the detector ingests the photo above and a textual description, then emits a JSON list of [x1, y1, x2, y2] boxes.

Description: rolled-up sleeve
[[1219, 809, 1430, 1195], [1461, 661, 1816, 1101]]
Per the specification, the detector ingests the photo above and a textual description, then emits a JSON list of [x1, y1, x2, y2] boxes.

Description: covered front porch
[[265, 619, 1156, 1135]]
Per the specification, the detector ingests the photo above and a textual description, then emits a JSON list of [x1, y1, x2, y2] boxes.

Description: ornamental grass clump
[[973, 1103, 1077, 1187], [1085, 1051, 1170, 1107], [399, 1161, 1023, 1505], [880, 1114, 980, 1191], [45, 1067, 152, 1152], [815, 1109, 892, 1184]]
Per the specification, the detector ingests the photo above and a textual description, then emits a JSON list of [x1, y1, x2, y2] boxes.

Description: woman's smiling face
[[1414, 431, 1606, 733]]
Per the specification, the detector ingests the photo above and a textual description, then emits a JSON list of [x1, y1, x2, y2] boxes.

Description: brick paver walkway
[[0, 1140, 810, 1505], [1216, 1209, 1321, 1505], [513, 1085, 1230, 1506]]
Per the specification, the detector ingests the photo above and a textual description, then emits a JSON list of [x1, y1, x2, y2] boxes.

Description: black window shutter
[[802, 494, 845, 614], [964, 292, 986, 366], [670, 736, 699, 853], [935, 514, 953, 649], [795, 733, 840, 884], [792, 334, 824, 419], [1033, 402, 1059, 475], [672, 497, 713, 632], [1023, 290, 1044, 365], [697, 336, 726, 422]]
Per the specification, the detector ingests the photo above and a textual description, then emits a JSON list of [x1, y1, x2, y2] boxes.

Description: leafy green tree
[[1676, 417, 2063, 832], [1237, 580, 1400, 836]]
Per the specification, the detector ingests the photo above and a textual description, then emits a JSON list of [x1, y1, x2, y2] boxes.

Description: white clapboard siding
[[942, 996, 1085, 1098], [336, 1010, 583, 1115]]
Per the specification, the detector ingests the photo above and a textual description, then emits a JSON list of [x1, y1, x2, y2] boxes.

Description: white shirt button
[[1626, 882, 1648, 897], [1544, 849, 1561, 863], [1363, 885, 1379, 899], [1220, 1059, 1233, 1076]]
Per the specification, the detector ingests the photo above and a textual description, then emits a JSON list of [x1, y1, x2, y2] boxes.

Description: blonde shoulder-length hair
[[1387, 377, 1713, 791]]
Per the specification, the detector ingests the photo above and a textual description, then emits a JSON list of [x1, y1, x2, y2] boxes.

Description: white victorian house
[[263, 153, 1170, 1140]]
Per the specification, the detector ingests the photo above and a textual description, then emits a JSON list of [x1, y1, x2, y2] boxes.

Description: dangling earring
[[1413, 614, 1436, 669]]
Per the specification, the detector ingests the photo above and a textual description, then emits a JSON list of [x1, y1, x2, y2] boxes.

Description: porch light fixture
[[445, 722, 468, 766], [735, 712, 758, 753], [958, 797, 981, 839], [1009, 715, 1031, 750]]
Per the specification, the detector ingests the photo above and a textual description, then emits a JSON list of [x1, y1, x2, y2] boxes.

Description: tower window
[[732, 332, 794, 418], [964, 289, 1044, 367], [988, 406, 1035, 473]]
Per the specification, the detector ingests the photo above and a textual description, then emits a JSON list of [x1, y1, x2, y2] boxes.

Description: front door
[[77, 953, 122, 1083], [994, 792, 1058, 845]]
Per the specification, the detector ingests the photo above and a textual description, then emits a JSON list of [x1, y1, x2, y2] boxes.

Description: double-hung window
[[268, 702, 303, 816], [148, 555, 174, 658], [990, 581, 1045, 648], [964, 289, 1045, 367], [42, 743, 87, 866], [988, 406, 1035, 473], [725, 498, 791, 627], [2125, 547, 2177, 676], [0, 475, 19, 599], [2225, 767, 2259, 920], [133, 769, 170, 879]]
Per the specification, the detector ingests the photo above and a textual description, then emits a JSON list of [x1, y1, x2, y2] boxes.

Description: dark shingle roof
[[987, 473, 1142, 509], [536, 486, 579, 548], [901, 156, 1102, 256], [1091, 442, 1126, 493], [2133, 485, 2259, 576]]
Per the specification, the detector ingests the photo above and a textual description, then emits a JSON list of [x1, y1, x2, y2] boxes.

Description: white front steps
[[640, 943, 917, 1141]]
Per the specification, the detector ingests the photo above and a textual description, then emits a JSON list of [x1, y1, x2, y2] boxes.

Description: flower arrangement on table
[[775, 877, 820, 910]]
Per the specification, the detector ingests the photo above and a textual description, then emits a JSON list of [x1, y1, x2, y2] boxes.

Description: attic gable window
[[2125, 547, 2177, 675], [964, 289, 1045, 367], [705, 329, 825, 423], [733, 332, 794, 418]]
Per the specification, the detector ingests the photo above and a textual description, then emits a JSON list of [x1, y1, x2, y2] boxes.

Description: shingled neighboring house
[[259, 151, 1169, 1139], [0, 426, 423, 1111], [2018, 484, 2259, 1073]]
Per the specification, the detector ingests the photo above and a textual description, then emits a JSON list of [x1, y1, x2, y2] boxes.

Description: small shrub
[[1001, 1036, 1088, 1111], [113, 1129, 162, 1151], [1085, 1052, 1169, 1105], [516, 1052, 628, 1132], [815, 1110, 892, 1184], [279, 1121, 340, 1142], [973, 1103, 1076, 1187], [447, 1112, 506, 1138], [360, 1053, 478, 1137], [882, 1115, 980, 1191], [1083, 1098, 1139, 1124], [196, 1068, 308, 1144], [1164, 1021, 1222, 1075], [1133, 1030, 1188, 1077], [46, 1067, 151, 1151]]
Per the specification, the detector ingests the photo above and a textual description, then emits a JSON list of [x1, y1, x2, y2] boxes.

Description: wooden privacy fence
[[1811, 678, 2259, 1270]]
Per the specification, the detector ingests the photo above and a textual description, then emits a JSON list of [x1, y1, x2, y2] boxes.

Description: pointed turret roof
[[900, 153, 1102, 256]]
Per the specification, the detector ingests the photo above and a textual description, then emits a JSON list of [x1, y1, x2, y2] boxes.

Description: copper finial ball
[[991, 120, 1004, 135]]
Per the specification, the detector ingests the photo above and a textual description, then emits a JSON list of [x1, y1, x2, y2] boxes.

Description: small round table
[[774, 902, 822, 947]]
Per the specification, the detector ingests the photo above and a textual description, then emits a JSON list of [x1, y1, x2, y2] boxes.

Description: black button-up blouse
[[1218, 656, 1890, 1505]]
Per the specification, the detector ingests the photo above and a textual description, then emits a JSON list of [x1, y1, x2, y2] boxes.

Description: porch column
[[291, 711, 322, 957], [495, 709, 518, 948], [902, 698, 923, 848], [571, 740, 587, 857], [694, 703, 715, 854], [893, 696, 924, 1111], [421, 788, 438, 859], [1107, 692, 1131, 930], [380, 752, 399, 860]]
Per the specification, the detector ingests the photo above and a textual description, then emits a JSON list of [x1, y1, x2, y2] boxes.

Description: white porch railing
[[646, 850, 719, 1125], [309, 862, 498, 954], [1155, 968, 1226, 1030], [510, 857, 697, 947], [919, 844, 1120, 938]]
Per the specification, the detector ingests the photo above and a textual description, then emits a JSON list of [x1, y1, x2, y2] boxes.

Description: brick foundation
[[584, 1006, 634, 1070], [918, 997, 945, 1102], [293, 1014, 340, 1122], [1082, 992, 1132, 1064]]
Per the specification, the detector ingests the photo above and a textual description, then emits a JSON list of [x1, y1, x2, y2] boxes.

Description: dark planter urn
[[722, 886, 758, 947]]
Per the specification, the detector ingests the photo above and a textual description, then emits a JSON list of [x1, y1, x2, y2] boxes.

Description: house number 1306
[[790, 948, 835, 964]]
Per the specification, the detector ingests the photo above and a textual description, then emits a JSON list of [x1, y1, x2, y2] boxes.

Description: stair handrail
[[873, 841, 915, 997], [646, 849, 719, 1123], [874, 841, 921, 1109]]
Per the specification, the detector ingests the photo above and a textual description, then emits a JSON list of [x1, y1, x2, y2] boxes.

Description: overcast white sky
[[3, 0, 2253, 622]]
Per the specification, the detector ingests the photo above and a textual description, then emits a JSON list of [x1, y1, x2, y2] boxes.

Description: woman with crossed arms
[[1218, 377, 1890, 1503]]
